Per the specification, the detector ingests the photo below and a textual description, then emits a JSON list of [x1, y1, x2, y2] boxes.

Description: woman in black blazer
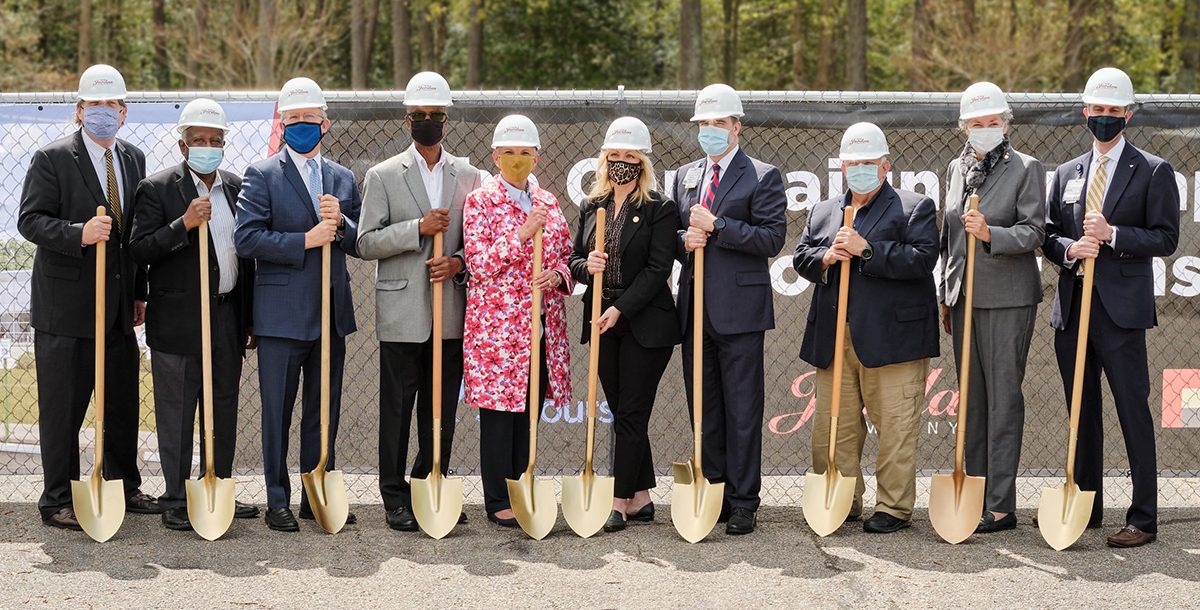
[[568, 117, 681, 532]]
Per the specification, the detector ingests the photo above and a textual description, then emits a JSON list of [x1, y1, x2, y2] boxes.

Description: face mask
[[1087, 115, 1126, 143], [411, 119, 445, 147], [967, 127, 1005, 153], [186, 146, 223, 175], [283, 121, 324, 154], [845, 164, 882, 195], [497, 154, 535, 185], [82, 105, 122, 140], [698, 125, 730, 157], [607, 160, 642, 185]]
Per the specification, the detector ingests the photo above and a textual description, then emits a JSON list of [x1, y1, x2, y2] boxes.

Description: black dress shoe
[[386, 506, 419, 532], [846, 512, 862, 522], [126, 492, 163, 515], [626, 502, 655, 522], [266, 508, 300, 532], [234, 501, 260, 519], [162, 507, 192, 531], [726, 508, 757, 535], [459, 512, 468, 524], [975, 512, 1017, 533], [863, 511, 910, 533], [42, 507, 83, 531], [487, 511, 519, 528], [299, 508, 358, 525], [603, 510, 626, 533]]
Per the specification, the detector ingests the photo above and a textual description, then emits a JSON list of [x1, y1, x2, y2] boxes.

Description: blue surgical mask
[[845, 164, 882, 194], [82, 105, 122, 140], [698, 125, 730, 157], [186, 146, 223, 175], [283, 121, 324, 154]]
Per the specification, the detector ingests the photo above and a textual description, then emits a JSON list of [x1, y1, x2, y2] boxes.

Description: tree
[[721, 0, 741, 86], [791, 0, 804, 88], [392, 0, 413, 86], [845, 0, 866, 90], [255, 0, 276, 87], [78, 0, 92, 71], [911, 0, 928, 90], [1178, 0, 1200, 91], [466, 0, 484, 87], [678, 0, 703, 88], [350, 0, 381, 88], [152, 0, 168, 87]]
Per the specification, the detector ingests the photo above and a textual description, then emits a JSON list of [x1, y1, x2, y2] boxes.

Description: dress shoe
[[846, 512, 862, 523], [726, 508, 757, 535], [626, 502, 655, 523], [975, 512, 1017, 533], [487, 511, 519, 528], [863, 511, 910, 534], [717, 501, 732, 523], [126, 492, 163, 515], [234, 501, 261, 519], [603, 510, 626, 533], [1107, 524, 1156, 548], [1032, 514, 1102, 529], [459, 512, 468, 524], [266, 508, 300, 532], [161, 507, 192, 531], [299, 508, 357, 525], [386, 506, 419, 532], [42, 507, 83, 531]]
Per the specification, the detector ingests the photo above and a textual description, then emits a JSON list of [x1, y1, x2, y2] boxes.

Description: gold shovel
[[562, 207, 615, 538], [671, 244, 725, 543], [186, 220, 237, 541], [73, 207, 126, 543], [1038, 256, 1098, 551], [300, 242, 349, 534], [411, 232, 464, 539], [801, 206, 857, 537], [508, 229, 558, 540], [929, 194, 986, 544]]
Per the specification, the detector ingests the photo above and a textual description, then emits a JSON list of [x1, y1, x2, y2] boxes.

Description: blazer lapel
[[855, 183, 897, 238], [70, 131, 107, 207], [618, 200, 644, 255], [116, 141, 138, 216], [219, 170, 239, 214], [584, 200, 602, 251], [1102, 144, 1137, 218], [280, 152, 320, 224], [711, 151, 747, 215], [440, 157, 458, 209], [974, 148, 1011, 202], [403, 155, 433, 213]]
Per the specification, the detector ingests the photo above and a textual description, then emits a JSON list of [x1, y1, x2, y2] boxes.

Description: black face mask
[[607, 160, 642, 185], [411, 119, 445, 147], [1087, 115, 1126, 143]]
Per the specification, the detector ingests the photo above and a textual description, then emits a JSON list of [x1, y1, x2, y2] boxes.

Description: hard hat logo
[[849, 138, 871, 145], [699, 97, 718, 106], [969, 95, 990, 105], [1097, 82, 1119, 90], [93, 79, 114, 86]]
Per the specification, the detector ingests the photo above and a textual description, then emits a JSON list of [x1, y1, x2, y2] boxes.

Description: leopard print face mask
[[607, 160, 643, 185]]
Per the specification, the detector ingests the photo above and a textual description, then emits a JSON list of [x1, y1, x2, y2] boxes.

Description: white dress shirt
[[193, 170, 238, 294], [417, 151, 447, 209], [700, 144, 740, 204], [287, 146, 324, 196], [1066, 136, 1125, 264], [82, 133, 124, 206], [502, 178, 534, 213]]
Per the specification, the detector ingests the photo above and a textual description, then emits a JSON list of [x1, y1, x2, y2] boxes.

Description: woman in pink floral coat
[[462, 115, 575, 526]]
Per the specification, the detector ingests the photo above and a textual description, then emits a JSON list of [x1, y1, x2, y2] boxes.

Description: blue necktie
[[306, 158, 322, 215]]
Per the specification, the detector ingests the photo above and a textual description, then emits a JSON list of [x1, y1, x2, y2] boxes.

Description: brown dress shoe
[[43, 507, 83, 531], [1107, 524, 1156, 548], [126, 492, 163, 515]]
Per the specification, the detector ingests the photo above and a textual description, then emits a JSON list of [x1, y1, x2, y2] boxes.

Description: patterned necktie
[[104, 148, 123, 235], [306, 158, 323, 215], [1086, 154, 1109, 214], [702, 163, 720, 209]]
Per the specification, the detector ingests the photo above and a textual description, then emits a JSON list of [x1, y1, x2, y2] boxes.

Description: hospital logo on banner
[[1162, 369, 1200, 428]]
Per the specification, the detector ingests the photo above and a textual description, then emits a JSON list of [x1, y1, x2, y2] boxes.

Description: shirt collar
[[1092, 136, 1126, 165], [81, 130, 113, 161], [706, 144, 740, 174], [419, 152, 446, 173], [501, 177, 531, 201], [286, 146, 323, 171], [190, 167, 223, 193]]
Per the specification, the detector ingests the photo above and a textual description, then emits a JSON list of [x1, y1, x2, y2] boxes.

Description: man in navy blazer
[[235, 78, 361, 532], [793, 123, 939, 534], [1042, 68, 1179, 548], [673, 84, 787, 535]]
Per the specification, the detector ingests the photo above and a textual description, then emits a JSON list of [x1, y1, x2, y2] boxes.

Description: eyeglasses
[[408, 111, 448, 123]]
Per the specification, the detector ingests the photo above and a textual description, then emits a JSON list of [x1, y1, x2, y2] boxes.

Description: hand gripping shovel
[[929, 194, 986, 544], [671, 244, 725, 543], [563, 207, 615, 538], [412, 232, 464, 539], [186, 220, 237, 541], [801, 206, 857, 537], [508, 229, 558, 540], [73, 207, 125, 542], [300, 242, 349, 534], [1038, 256, 1098, 551]]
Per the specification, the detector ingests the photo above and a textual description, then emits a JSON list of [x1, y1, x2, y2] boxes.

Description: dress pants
[[478, 339, 546, 515], [378, 339, 464, 511], [256, 334, 346, 512], [1054, 282, 1157, 533], [151, 299, 243, 509], [35, 328, 142, 519]]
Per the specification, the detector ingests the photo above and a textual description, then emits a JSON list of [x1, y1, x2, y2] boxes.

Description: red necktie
[[702, 163, 720, 209]]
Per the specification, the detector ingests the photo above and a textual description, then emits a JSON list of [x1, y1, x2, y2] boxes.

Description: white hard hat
[[1082, 67, 1135, 106], [277, 77, 327, 112], [176, 98, 229, 134], [404, 71, 453, 107], [959, 82, 1009, 120], [839, 122, 889, 161], [491, 114, 540, 148], [78, 64, 127, 101], [601, 116, 652, 153], [690, 83, 744, 122]]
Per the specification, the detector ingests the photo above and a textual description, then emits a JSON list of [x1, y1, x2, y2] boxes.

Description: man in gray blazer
[[357, 72, 482, 531]]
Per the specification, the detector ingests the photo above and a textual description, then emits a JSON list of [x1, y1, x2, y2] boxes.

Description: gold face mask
[[496, 154, 536, 185]]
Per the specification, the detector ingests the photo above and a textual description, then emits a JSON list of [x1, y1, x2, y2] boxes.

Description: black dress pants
[[479, 339, 547, 515]]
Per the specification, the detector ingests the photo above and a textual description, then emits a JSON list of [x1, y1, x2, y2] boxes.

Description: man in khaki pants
[[792, 123, 940, 533]]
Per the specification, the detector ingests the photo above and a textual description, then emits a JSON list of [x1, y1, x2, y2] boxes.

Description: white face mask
[[967, 127, 1005, 153]]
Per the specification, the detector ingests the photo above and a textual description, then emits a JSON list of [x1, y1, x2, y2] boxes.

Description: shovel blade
[[71, 478, 125, 543], [411, 473, 464, 540], [185, 477, 236, 541], [561, 473, 615, 538], [670, 461, 724, 543], [801, 470, 855, 537], [300, 467, 349, 534], [1037, 484, 1096, 551], [507, 473, 557, 540], [928, 472, 986, 544]]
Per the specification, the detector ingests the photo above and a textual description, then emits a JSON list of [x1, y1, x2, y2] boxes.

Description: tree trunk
[[418, 2, 435, 70], [466, 0, 484, 87], [434, 6, 447, 73], [1061, 0, 1091, 89], [963, 0, 976, 35], [1179, 0, 1200, 91], [364, 0, 382, 80], [845, 0, 867, 90], [910, 0, 927, 89], [104, 0, 122, 63], [185, 3, 206, 87], [78, 0, 92, 71], [677, 0, 703, 88], [152, 0, 169, 87], [721, 0, 740, 85], [791, 0, 804, 88], [351, 0, 365, 88], [392, 0, 413, 86], [255, 0, 276, 88], [814, 0, 836, 88]]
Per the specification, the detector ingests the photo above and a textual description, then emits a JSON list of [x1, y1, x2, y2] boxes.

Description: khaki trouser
[[811, 326, 928, 520]]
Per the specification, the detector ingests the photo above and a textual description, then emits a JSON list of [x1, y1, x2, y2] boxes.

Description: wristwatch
[[861, 243, 874, 261], [712, 217, 727, 238]]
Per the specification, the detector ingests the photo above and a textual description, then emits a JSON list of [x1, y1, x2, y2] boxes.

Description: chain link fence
[[2, 90, 1199, 508]]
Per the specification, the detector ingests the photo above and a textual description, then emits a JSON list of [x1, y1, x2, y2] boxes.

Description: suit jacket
[[793, 183, 940, 369], [234, 150, 361, 341], [672, 148, 788, 336], [356, 145, 481, 343], [1042, 140, 1180, 330], [568, 191, 682, 349], [130, 163, 254, 355], [17, 130, 147, 338], [940, 145, 1046, 308]]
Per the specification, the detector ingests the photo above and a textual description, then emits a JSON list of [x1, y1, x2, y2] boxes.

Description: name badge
[[683, 167, 703, 190], [1063, 178, 1085, 204]]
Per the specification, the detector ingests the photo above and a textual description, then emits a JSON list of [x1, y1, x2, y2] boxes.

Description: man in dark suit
[[1042, 67, 1179, 548], [235, 77, 361, 532], [673, 83, 787, 535], [17, 64, 159, 530], [793, 122, 940, 534], [130, 99, 260, 531]]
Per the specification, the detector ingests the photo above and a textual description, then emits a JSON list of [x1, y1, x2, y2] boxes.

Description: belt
[[214, 292, 233, 304], [601, 288, 626, 300]]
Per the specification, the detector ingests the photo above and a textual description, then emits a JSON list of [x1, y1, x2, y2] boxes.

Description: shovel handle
[[691, 245, 705, 466], [1065, 257, 1096, 482], [953, 194, 980, 473], [199, 220, 217, 478], [825, 206, 855, 467], [584, 208, 606, 471], [526, 229, 544, 472], [93, 206, 107, 471], [431, 231, 445, 474], [318, 242, 331, 471]]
